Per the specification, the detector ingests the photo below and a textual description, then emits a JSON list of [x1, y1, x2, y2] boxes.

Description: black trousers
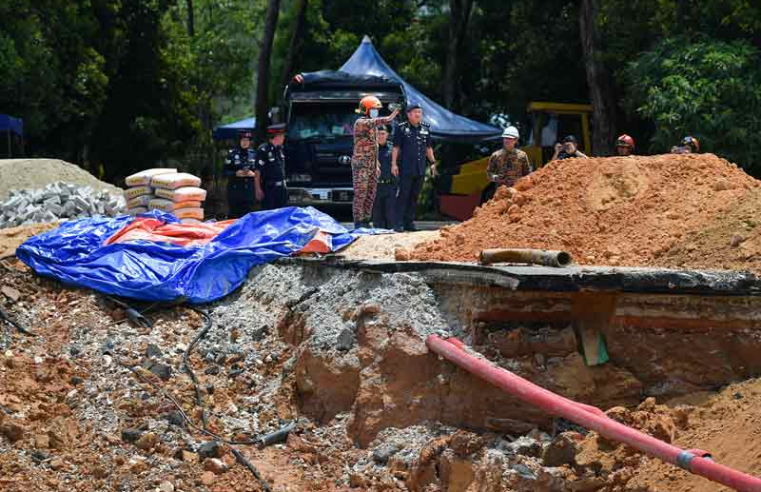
[[396, 174, 424, 229], [372, 183, 398, 229], [228, 179, 255, 219], [262, 185, 288, 210], [228, 200, 254, 219]]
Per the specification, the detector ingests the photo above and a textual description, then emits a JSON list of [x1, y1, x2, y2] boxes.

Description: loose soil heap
[[0, 223, 58, 258], [338, 230, 440, 261], [411, 153, 761, 272], [0, 159, 121, 202]]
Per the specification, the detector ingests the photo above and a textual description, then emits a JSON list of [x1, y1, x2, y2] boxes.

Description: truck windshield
[[288, 104, 359, 140]]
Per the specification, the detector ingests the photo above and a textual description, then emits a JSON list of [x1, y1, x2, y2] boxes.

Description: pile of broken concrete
[[0, 182, 126, 228]]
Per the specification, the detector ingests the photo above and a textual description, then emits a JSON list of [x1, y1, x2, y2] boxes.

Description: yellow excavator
[[438, 102, 593, 221]]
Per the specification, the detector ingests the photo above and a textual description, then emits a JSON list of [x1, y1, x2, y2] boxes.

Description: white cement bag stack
[[151, 173, 205, 221], [124, 170, 206, 221], [124, 170, 207, 221], [124, 169, 176, 216]]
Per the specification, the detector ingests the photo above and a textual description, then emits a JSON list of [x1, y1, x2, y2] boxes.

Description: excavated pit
[[222, 259, 761, 449]]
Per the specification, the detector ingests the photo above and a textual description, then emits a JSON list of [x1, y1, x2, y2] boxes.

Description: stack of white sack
[[124, 170, 206, 223], [149, 172, 205, 222], [124, 169, 176, 215]]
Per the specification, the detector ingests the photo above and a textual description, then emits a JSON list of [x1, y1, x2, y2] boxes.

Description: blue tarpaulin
[[340, 36, 502, 142], [212, 116, 256, 141], [0, 114, 23, 137], [16, 207, 362, 304]]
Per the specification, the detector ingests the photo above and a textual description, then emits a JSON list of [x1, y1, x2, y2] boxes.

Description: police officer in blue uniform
[[255, 123, 288, 210], [372, 125, 396, 229], [392, 104, 437, 232], [224, 130, 257, 218]]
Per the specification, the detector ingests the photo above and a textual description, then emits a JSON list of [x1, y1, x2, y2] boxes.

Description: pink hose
[[427, 335, 761, 492]]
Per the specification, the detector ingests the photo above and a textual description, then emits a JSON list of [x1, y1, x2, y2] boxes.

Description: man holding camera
[[552, 135, 589, 161], [487, 126, 533, 188]]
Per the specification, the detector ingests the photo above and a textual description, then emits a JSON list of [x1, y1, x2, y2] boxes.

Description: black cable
[[231, 447, 273, 492], [182, 308, 274, 492], [184, 308, 212, 429]]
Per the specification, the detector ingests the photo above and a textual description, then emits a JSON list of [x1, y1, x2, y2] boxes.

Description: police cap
[[406, 103, 422, 113], [238, 130, 253, 139]]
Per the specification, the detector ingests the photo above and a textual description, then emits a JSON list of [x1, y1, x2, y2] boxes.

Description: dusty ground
[[0, 159, 122, 202], [0, 223, 59, 258], [410, 153, 761, 273], [0, 256, 362, 492], [2, 212, 761, 492], [337, 231, 440, 261]]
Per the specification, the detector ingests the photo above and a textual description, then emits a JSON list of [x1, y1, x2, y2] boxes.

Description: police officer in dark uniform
[[225, 130, 257, 218], [255, 123, 288, 210], [392, 104, 437, 232], [371, 125, 396, 229]]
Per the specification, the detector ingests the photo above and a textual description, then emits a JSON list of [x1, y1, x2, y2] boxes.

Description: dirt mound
[[411, 154, 761, 271], [662, 187, 761, 272], [0, 159, 122, 202], [0, 223, 58, 258], [572, 379, 761, 492], [337, 230, 440, 261]]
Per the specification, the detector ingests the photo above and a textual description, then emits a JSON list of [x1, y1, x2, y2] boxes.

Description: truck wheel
[[480, 183, 497, 205]]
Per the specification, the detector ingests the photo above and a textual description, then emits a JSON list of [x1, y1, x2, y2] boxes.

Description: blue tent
[[212, 116, 256, 141], [1, 114, 23, 157], [340, 36, 501, 141], [0, 114, 23, 137]]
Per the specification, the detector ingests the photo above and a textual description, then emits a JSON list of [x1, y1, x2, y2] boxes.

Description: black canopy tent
[[339, 36, 501, 142], [214, 37, 501, 142]]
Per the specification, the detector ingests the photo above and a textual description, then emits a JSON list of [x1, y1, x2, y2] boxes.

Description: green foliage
[[626, 37, 761, 169], [3, 0, 761, 181], [472, 0, 588, 121]]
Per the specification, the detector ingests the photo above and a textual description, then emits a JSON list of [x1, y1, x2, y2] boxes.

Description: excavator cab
[[523, 102, 593, 168], [438, 102, 592, 221]]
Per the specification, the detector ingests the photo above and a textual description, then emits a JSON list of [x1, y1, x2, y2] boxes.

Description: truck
[[280, 70, 405, 207]]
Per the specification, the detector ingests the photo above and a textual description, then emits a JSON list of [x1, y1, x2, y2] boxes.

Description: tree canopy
[[1, 0, 761, 176]]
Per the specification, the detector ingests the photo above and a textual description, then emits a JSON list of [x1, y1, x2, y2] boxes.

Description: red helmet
[[682, 136, 700, 153], [358, 96, 382, 115], [616, 134, 635, 150]]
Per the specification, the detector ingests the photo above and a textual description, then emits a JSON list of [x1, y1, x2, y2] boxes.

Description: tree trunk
[[280, 0, 309, 91], [185, 0, 195, 37], [255, 0, 281, 143], [579, 0, 616, 155], [443, 0, 474, 112]]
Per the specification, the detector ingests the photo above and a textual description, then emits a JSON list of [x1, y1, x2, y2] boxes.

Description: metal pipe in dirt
[[479, 248, 573, 267], [426, 335, 761, 492]]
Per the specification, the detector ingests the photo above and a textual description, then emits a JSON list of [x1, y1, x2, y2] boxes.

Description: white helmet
[[502, 126, 519, 139]]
